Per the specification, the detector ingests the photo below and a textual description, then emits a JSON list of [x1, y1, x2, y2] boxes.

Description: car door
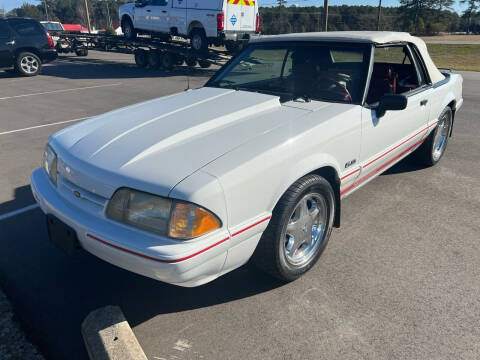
[[0, 20, 14, 67], [170, 0, 187, 35], [145, 0, 170, 32], [359, 44, 432, 179]]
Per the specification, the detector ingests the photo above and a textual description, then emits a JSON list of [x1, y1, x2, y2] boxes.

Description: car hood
[[51, 87, 306, 197]]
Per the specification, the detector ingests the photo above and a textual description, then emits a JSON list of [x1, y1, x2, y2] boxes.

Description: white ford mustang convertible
[[31, 32, 463, 287]]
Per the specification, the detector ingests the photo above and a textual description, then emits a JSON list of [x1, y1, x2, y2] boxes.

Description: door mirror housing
[[135, 0, 147, 7], [375, 94, 408, 118]]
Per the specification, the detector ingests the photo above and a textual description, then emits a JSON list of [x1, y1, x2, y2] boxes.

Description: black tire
[[75, 48, 88, 57], [159, 52, 174, 70], [185, 55, 197, 67], [225, 41, 244, 54], [415, 106, 452, 167], [253, 174, 335, 282], [122, 17, 136, 40], [190, 28, 208, 53], [198, 59, 211, 68], [147, 50, 160, 69], [134, 49, 147, 68], [15, 52, 42, 76]]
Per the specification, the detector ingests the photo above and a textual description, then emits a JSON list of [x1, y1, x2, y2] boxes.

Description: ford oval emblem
[[73, 190, 81, 198]]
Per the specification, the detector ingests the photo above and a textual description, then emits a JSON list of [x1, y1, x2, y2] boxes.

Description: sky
[[0, 0, 468, 14]]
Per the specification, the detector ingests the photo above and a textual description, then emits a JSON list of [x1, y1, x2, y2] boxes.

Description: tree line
[[4, 0, 480, 35]]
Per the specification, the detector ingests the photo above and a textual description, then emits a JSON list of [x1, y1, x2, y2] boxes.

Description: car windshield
[[42, 23, 63, 31], [207, 42, 371, 104]]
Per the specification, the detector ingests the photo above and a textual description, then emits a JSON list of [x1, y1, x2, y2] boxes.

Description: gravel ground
[[0, 289, 44, 360]]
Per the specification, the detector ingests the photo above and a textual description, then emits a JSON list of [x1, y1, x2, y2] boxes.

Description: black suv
[[0, 17, 58, 76]]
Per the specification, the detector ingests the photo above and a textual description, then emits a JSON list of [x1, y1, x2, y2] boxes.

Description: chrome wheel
[[432, 110, 452, 161], [282, 193, 327, 266], [20, 56, 39, 74]]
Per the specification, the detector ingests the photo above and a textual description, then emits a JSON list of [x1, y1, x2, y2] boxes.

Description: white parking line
[[0, 204, 39, 221], [0, 116, 90, 136], [0, 83, 121, 101]]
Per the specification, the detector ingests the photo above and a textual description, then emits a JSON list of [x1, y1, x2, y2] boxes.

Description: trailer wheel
[[147, 50, 160, 69], [134, 49, 147, 68], [185, 55, 197, 67], [160, 52, 174, 70], [174, 55, 184, 66], [198, 59, 211, 69], [75, 48, 88, 57]]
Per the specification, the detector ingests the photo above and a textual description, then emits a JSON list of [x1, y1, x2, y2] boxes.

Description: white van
[[119, 0, 260, 52]]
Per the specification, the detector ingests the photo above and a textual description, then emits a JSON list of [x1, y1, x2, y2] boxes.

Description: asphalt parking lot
[[0, 51, 479, 360]]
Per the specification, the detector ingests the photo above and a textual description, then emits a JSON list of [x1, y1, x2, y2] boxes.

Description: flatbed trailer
[[50, 31, 234, 70]]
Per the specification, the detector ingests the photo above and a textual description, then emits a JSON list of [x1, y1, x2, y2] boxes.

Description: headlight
[[106, 188, 221, 239], [43, 144, 57, 185]]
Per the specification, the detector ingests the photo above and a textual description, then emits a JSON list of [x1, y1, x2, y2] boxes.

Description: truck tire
[[190, 28, 208, 53], [252, 174, 335, 282], [134, 49, 147, 68], [198, 59, 211, 69], [15, 52, 42, 77], [122, 18, 136, 40]]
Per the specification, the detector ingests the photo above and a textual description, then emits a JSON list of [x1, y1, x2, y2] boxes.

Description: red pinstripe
[[340, 121, 439, 196], [87, 216, 271, 263]]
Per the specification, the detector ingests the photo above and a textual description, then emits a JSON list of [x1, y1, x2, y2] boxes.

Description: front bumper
[[30, 168, 230, 287]]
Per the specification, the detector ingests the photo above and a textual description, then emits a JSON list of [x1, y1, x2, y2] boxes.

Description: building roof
[[251, 31, 445, 83]]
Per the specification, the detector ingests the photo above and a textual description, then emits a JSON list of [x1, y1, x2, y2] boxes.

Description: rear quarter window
[[8, 19, 45, 36], [0, 21, 11, 39]]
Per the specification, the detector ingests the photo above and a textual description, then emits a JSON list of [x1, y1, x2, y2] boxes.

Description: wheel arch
[[187, 21, 205, 36], [15, 48, 41, 60], [121, 14, 133, 26], [446, 99, 456, 137], [270, 155, 342, 228]]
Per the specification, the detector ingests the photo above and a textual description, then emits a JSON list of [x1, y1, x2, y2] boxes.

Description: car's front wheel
[[416, 106, 452, 166], [15, 52, 42, 76], [253, 174, 335, 282]]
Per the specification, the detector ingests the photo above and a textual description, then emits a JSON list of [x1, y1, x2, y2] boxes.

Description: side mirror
[[376, 94, 408, 118], [135, 0, 146, 7]]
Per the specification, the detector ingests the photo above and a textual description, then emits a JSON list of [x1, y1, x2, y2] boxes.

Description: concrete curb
[[81, 305, 147, 360]]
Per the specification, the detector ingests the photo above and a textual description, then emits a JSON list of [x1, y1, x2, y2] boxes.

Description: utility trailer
[[50, 31, 233, 70]]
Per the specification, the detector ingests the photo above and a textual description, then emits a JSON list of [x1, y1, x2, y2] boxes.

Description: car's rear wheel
[[253, 174, 335, 282], [416, 106, 452, 166], [190, 29, 207, 53], [15, 52, 42, 77], [122, 18, 136, 40]]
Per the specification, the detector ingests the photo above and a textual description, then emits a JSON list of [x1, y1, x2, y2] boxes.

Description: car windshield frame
[[206, 41, 372, 105]]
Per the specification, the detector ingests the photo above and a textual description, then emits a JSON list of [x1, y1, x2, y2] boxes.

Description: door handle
[[420, 99, 428, 106], [5, 40, 15, 46], [146, 9, 151, 12], [162, 10, 167, 13]]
